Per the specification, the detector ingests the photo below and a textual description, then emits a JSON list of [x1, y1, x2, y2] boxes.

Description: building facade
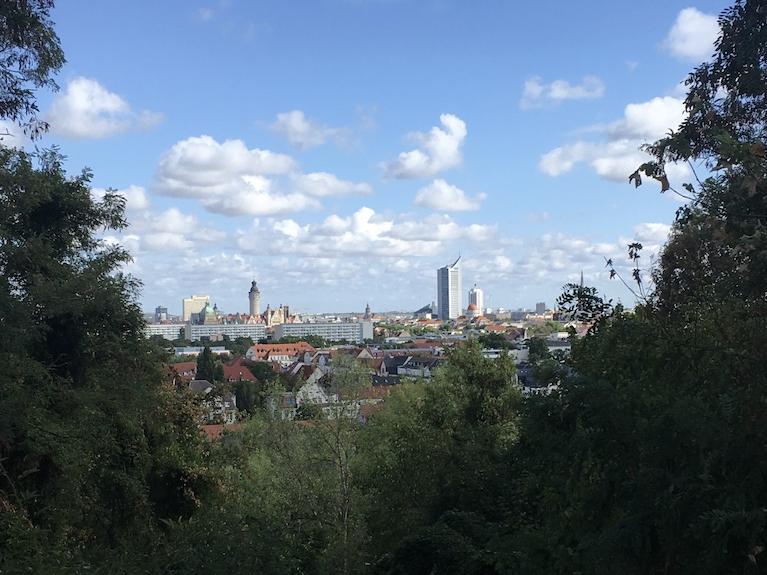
[[185, 323, 266, 341], [468, 284, 484, 315], [145, 323, 186, 340], [437, 256, 462, 320], [154, 306, 168, 322], [535, 302, 546, 315], [182, 294, 210, 322], [273, 321, 373, 344]]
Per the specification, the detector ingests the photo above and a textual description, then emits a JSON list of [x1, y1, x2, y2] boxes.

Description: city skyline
[[16, 1, 727, 313]]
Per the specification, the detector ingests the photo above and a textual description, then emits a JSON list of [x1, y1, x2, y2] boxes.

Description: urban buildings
[[182, 295, 210, 322], [154, 306, 168, 322], [273, 321, 374, 344], [468, 284, 484, 315], [535, 302, 546, 314], [145, 323, 186, 340], [437, 256, 462, 320], [185, 322, 266, 341]]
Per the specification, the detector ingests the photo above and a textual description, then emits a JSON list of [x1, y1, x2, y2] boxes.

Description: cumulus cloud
[[235, 207, 493, 259], [271, 110, 347, 149], [47, 77, 162, 139], [383, 114, 467, 178], [92, 185, 149, 212], [633, 222, 671, 244], [154, 135, 371, 216], [539, 95, 689, 184], [664, 7, 719, 61], [292, 172, 372, 197], [413, 179, 485, 211], [520, 75, 605, 108]]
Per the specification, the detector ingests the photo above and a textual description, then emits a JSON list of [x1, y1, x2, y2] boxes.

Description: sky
[[12, 0, 729, 314]]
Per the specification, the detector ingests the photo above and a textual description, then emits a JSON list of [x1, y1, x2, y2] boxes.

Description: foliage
[[525, 336, 550, 365], [195, 346, 219, 382], [356, 343, 519, 573], [0, 147, 208, 572], [477, 331, 509, 349], [0, 0, 65, 137]]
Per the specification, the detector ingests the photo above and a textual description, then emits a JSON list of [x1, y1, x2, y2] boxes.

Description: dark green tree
[[0, 147, 208, 572], [0, 0, 65, 136]]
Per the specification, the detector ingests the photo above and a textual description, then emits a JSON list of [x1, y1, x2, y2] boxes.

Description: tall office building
[[182, 294, 210, 322], [468, 284, 484, 314], [437, 256, 462, 320], [154, 306, 168, 322], [535, 301, 546, 314], [248, 280, 261, 316]]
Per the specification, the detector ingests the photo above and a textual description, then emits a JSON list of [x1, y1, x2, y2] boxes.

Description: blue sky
[[20, 0, 728, 314]]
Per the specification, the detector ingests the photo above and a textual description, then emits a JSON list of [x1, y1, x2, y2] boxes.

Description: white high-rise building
[[469, 284, 484, 314], [437, 256, 462, 320], [182, 294, 210, 322]]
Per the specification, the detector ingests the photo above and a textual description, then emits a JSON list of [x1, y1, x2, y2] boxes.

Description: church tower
[[248, 280, 261, 317]]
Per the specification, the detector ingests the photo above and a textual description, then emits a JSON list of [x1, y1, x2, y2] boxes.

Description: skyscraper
[[248, 280, 261, 316], [182, 295, 210, 322], [535, 301, 546, 314], [437, 256, 462, 320], [468, 284, 484, 314]]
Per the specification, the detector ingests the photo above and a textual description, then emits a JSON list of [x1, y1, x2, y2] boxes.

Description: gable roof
[[223, 357, 257, 382], [248, 342, 316, 360]]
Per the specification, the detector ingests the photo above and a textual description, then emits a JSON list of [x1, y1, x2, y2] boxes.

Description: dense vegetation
[[2, 0, 767, 573]]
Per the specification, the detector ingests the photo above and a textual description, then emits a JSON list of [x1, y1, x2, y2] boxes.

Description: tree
[[526, 336, 550, 364], [196, 346, 218, 382], [0, 147, 208, 571], [0, 0, 65, 136]]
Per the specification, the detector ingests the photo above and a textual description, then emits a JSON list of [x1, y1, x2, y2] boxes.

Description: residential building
[[535, 301, 546, 315], [185, 323, 266, 341], [182, 295, 210, 322], [437, 256, 462, 320], [145, 323, 186, 340], [273, 321, 374, 344]]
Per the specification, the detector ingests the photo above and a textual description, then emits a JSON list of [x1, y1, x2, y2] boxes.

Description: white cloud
[[92, 185, 149, 212], [235, 207, 493, 259], [47, 77, 162, 139], [271, 110, 347, 149], [156, 135, 295, 198], [633, 222, 671, 244], [292, 172, 372, 197], [664, 7, 719, 61], [521, 75, 605, 108], [539, 95, 689, 184], [383, 113, 467, 178], [154, 135, 371, 216], [414, 179, 485, 211]]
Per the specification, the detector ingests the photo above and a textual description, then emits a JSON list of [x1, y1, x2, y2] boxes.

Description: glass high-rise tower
[[437, 256, 462, 320]]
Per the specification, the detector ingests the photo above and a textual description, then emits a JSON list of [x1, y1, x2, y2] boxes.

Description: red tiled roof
[[223, 357, 257, 382], [249, 342, 316, 360]]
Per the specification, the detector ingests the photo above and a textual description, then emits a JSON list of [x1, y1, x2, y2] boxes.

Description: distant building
[[154, 306, 168, 322], [273, 321, 374, 344], [363, 302, 372, 321], [145, 323, 186, 340], [248, 280, 261, 316], [437, 256, 462, 320], [182, 295, 210, 322], [185, 323, 266, 341], [468, 284, 484, 315], [173, 346, 228, 357], [535, 302, 546, 315]]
